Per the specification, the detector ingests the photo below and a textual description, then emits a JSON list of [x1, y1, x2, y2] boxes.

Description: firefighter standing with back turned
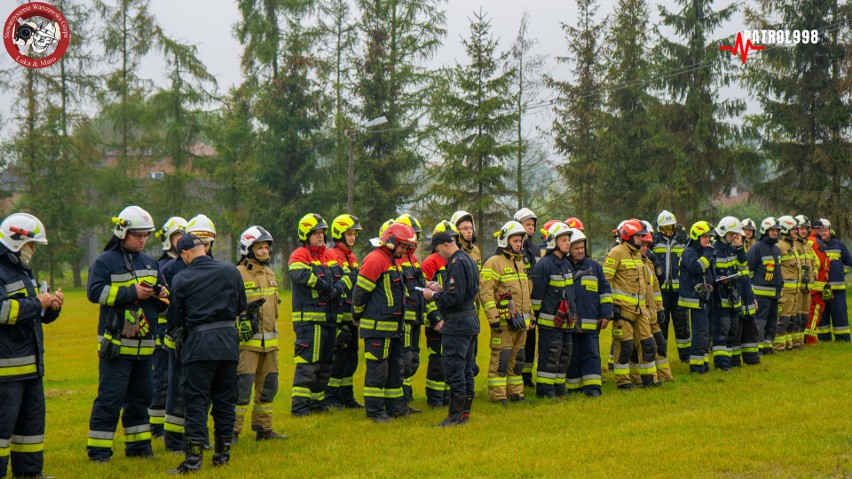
[[233, 226, 287, 442]]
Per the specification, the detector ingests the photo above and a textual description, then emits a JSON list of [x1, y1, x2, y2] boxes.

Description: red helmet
[[619, 219, 648, 242], [540, 220, 561, 239], [381, 223, 417, 249], [564, 217, 585, 231]]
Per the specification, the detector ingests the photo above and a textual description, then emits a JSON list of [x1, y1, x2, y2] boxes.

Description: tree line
[[0, 0, 848, 285]]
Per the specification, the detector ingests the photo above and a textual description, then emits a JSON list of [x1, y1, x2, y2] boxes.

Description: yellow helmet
[[330, 214, 362, 241], [432, 220, 459, 237], [689, 220, 713, 241], [298, 213, 328, 242], [395, 214, 422, 235], [378, 219, 395, 237]]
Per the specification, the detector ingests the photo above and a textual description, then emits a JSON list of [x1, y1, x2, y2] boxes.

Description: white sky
[[1, 0, 756, 141]]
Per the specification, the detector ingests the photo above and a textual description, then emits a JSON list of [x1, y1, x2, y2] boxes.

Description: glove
[[121, 310, 141, 338], [98, 333, 121, 360], [657, 310, 666, 324], [508, 313, 527, 331], [489, 321, 501, 329], [237, 313, 254, 342], [333, 282, 346, 298], [496, 292, 511, 324], [138, 315, 150, 337], [823, 286, 834, 301], [335, 324, 353, 349]]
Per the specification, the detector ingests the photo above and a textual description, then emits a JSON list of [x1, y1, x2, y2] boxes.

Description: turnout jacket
[[481, 249, 532, 328], [603, 242, 651, 321], [0, 245, 60, 381], [678, 240, 716, 309], [326, 242, 359, 322], [776, 236, 801, 295], [568, 255, 613, 331], [169, 255, 246, 364], [237, 258, 280, 352], [531, 252, 574, 329], [421, 252, 447, 328], [793, 236, 817, 293], [712, 240, 748, 310], [651, 231, 688, 293], [823, 237, 852, 291], [807, 233, 830, 293], [288, 244, 341, 327], [432, 249, 480, 335], [352, 247, 405, 338], [746, 237, 782, 299], [87, 243, 162, 358]]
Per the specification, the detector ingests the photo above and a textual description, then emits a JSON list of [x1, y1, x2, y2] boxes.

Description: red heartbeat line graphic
[[720, 32, 765, 64]]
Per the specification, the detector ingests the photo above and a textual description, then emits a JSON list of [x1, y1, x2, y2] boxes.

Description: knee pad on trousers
[[653, 331, 667, 356], [617, 340, 634, 364], [237, 373, 255, 405], [259, 372, 279, 403], [497, 348, 512, 376], [639, 337, 656, 362], [409, 352, 421, 377], [368, 360, 389, 386], [403, 349, 415, 377]]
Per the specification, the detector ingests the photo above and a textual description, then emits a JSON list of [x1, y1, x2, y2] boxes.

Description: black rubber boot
[[461, 395, 473, 423], [168, 437, 204, 474], [437, 394, 465, 427], [212, 436, 232, 467]]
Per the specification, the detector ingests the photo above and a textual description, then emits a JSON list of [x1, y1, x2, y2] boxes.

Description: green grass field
[[36, 289, 852, 478]]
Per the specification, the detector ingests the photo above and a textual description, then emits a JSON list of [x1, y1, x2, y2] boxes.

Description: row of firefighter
[[0, 205, 848, 475]]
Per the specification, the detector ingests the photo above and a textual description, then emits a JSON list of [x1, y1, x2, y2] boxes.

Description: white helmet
[[740, 218, 756, 231], [656, 210, 676, 228], [155, 216, 187, 251], [493, 220, 525, 249], [819, 218, 831, 230], [239, 225, 274, 257], [545, 222, 573, 250], [715, 216, 743, 239], [186, 214, 217, 240], [794, 215, 810, 228], [641, 220, 655, 234], [513, 208, 537, 225], [568, 227, 586, 245], [777, 215, 798, 236], [113, 206, 155, 240], [450, 210, 475, 234], [759, 217, 780, 237], [0, 213, 48, 252]]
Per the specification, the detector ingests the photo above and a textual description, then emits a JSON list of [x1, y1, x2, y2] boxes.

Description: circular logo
[[4, 2, 70, 69]]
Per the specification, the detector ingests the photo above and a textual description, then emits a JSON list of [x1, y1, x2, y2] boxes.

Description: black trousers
[[0, 378, 45, 477], [181, 360, 238, 441]]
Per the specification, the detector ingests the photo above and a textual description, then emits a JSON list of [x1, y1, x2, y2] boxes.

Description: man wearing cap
[[423, 232, 480, 426], [168, 234, 246, 474]]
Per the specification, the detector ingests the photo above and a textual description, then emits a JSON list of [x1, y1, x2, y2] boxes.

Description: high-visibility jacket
[[743, 236, 755, 252], [288, 245, 338, 326], [399, 252, 428, 325], [0, 244, 60, 381], [87, 244, 161, 357], [712, 240, 748, 310], [823, 237, 852, 291], [776, 236, 801, 295], [569, 255, 613, 331], [420, 253, 446, 327], [238, 258, 280, 352], [651, 231, 688, 292], [603, 242, 651, 320], [746, 237, 782, 299], [678, 241, 715, 309], [461, 239, 481, 270], [481, 249, 532, 328], [530, 252, 576, 329], [326, 243, 359, 322], [807, 233, 829, 293], [643, 253, 663, 315], [793, 236, 817, 292], [352, 247, 405, 338]]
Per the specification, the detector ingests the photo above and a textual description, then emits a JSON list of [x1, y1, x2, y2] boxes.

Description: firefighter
[[480, 221, 532, 404], [806, 220, 830, 344], [451, 210, 481, 269], [395, 214, 428, 415], [563, 226, 612, 396], [351, 223, 418, 422], [150, 216, 186, 439], [419, 221, 456, 407], [747, 217, 783, 354], [741, 219, 757, 252], [162, 214, 216, 452], [603, 219, 656, 388], [0, 213, 63, 479], [233, 226, 287, 442], [774, 216, 801, 351], [709, 217, 747, 371], [816, 219, 851, 341], [531, 222, 575, 398], [422, 232, 480, 427], [736, 242, 761, 366], [167, 234, 246, 474], [288, 214, 343, 416], [639, 224, 672, 383], [514, 208, 538, 387], [324, 214, 364, 409], [679, 221, 716, 374], [651, 210, 690, 362], [791, 215, 815, 348], [86, 206, 165, 462]]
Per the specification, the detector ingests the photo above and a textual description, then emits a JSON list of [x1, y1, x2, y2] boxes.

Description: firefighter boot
[[212, 436, 232, 467], [169, 437, 204, 474], [253, 423, 289, 441], [461, 395, 473, 424], [437, 394, 465, 427]]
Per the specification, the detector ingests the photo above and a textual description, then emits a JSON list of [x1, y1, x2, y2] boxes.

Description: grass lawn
[[37, 289, 852, 478]]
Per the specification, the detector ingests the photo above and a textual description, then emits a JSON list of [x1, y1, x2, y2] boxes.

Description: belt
[[445, 311, 477, 321], [187, 320, 235, 335]]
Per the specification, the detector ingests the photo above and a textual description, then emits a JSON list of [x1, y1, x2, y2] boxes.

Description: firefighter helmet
[[656, 210, 677, 228], [381, 223, 417, 250], [330, 214, 362, 241], [545, 222, 572, 250], [619, 219, 648, 242], [564, 217, 585, 231], [433, 220, 459, 237], [186, 214, 216, 239], [239, 225, 273, 257], [155, 216, 187, 251], [715, 216, 743, 239], [513, 208, 537, 225], [777, 215, 798, 236], [395, 214, 422, 234], [450, 210, 476, 243], [689, 221, 713, 241], [540, 220, 561, 239], [494, 221, 526, 249], [0, 213, 48, 252], [113, 206, 155, 240], [759, 217, 780, 237], [794, 215, 810, 228], [741, 218, 756, 231], [297, 213, 327, 242]]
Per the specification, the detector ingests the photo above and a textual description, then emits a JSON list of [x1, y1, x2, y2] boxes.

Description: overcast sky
[[1, 0, 755, 140]]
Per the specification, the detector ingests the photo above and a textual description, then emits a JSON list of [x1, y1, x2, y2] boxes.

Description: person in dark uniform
[[167, 235, 246, 474], [422, 232, 480, 427]]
